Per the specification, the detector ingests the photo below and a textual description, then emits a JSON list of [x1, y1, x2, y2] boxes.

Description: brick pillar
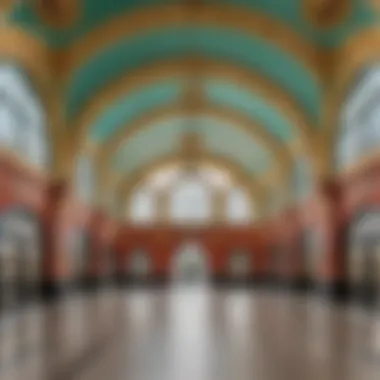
[[86, 210, 115, 288], [287, 208, 310, 292], [316, 178, 349, 300], [276, 207, 300, 289], [41, 179, 72, 299]]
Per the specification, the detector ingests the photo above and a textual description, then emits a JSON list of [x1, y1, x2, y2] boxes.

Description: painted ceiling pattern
[[5, 0, 377, 200]]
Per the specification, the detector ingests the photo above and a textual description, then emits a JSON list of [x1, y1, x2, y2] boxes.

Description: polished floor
[[1, 286, 380, 380]]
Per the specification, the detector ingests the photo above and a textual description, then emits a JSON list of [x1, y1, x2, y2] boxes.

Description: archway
[[229, 249, 251, 283], [68, 228, 90, 289], [172, 240, 208, 284], [0, 208, 41, 309], [335, 65, 380, 172], [349, 209, 380, 307], [129, 248, 151, 283], [301, 229, 322, 290]]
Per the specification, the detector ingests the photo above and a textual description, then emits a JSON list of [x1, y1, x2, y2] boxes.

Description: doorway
[[129, 249, 151, 282], [0, 208, 41, 310], [172, 240, 208, 284], [229, 250, 251, 283], [350, 211, 380, 307]]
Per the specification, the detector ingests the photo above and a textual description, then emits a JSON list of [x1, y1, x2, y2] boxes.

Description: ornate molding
[[35, 0, 80, 29], [60, 3, 320, 81], [94, 103, 294, 192], [303, 0, 351, 30], [0, 0, 13, 14], [72, 58, 314, 163]]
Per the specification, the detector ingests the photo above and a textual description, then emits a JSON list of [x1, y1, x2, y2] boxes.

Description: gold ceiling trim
[[60, 3, 320, 82], [96, 103, 293, 180], [34, 0, 80, 29], [303, 0, 351, 30], [72, 58, 313, 162], [0, 25, 65, 175]]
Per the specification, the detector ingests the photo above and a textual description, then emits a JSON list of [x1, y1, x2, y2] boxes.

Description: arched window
[[293, 158, 312, 201], [170, 174, 211, 223], [226, 187, 252, 224], [76, 154, 95, 203], [0, 63, 48, 169], [129, 187, 156, 224], [337, 66, 380, 170]]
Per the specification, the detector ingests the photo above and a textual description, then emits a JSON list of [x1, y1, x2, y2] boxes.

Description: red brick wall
[[115, 225, 271, 278]]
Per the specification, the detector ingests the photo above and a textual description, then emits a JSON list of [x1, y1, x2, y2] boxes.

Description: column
[[86, 210, 116, 288], [315, 178, 349, 300], [41, 179, 72, 299]]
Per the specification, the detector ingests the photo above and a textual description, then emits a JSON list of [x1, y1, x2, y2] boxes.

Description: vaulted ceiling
[[5, 0, 377, 204]]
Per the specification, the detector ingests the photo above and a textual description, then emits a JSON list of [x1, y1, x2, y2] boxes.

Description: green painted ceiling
[[88, 79, 296, 145], [204, 80, 296, 140], [113, 117, 272, 177], [6, 0, 376, 195], [90, 80, 183, 143], [66, 26, 319, 121], [10, 0, 375, 48]]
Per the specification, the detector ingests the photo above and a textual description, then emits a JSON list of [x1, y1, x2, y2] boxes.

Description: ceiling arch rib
[[61, 3, 320, 81], [96, 103, 293, 182], [66, 26, 320, 123], [111, 117, 274, 179], [72, 59, 314, 161]]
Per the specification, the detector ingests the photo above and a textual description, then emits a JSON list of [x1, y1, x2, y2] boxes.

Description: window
[[226, 187, 252, 224], [0, 64, 48, 169], [129, 187, 156, 224], [337, 65, 380, 170], [170, 174, 211, 223], [128, 166, 253, 225]]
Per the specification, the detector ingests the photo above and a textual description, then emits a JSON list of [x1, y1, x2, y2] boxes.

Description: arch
[[0, 26, 63, 173], [129, 248, 151, 278], [72, 59, 314, 161], [320, 28, 380, 176], [0, 206, 42, 307], [172, 240, 209, 283], [169, 174, 212, 224], [116, 153, 269, 218], [97, 103, 293, 176], [61, 4, 320, 80], [0, 62, 51, 172], [229, 249, 252, 278], [348, 208, 380, 306], [335, 65, 380, 172]]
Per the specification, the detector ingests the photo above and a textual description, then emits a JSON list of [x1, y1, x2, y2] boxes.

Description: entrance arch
[[129, 248, 151, 281], [349, 209, 380, 307], [229, 249, 251, 281], [0, 207, 41, 309], [172, 240, 208, 284]]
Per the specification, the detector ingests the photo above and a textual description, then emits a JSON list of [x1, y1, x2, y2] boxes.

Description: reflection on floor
[[1, 286, 380, 380]]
